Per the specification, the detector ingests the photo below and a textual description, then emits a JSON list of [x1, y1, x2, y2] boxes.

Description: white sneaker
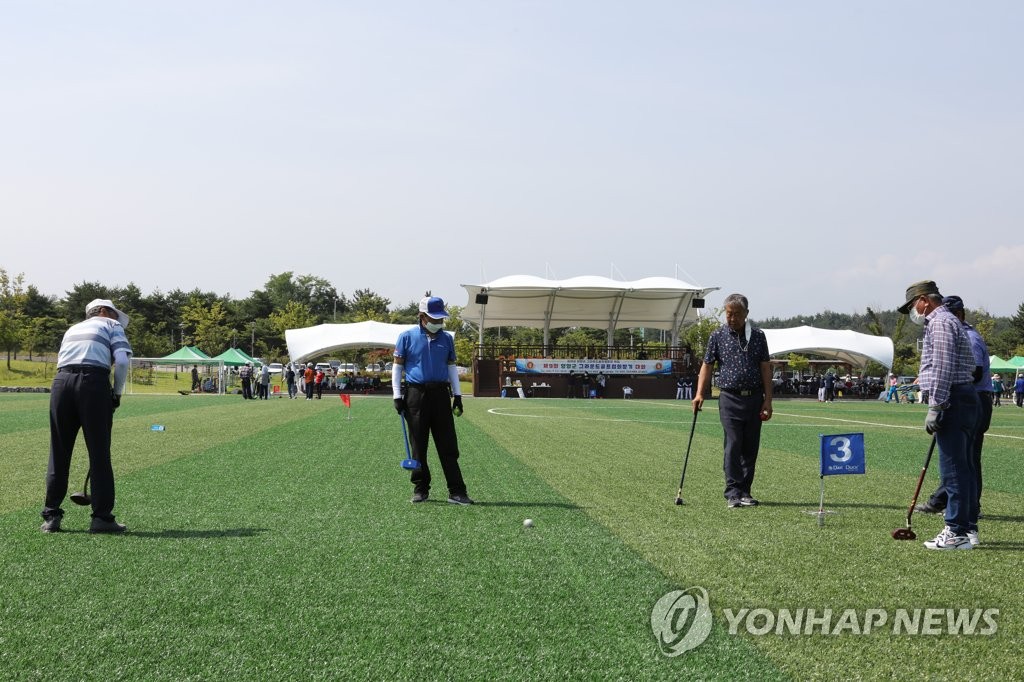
[[924, 526, 972, 550], [967, 530, 980, 547]]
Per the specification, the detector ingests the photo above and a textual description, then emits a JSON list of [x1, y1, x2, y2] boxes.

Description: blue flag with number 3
[[820, 433, 866, 476]]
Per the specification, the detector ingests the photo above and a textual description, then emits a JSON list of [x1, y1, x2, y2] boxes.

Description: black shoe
[[739, 495, 760, 507], [411, 491, 429, 503], [914, 502, 943, 514], [447, 494, 475, 506], [89, 517, 127, 534], [40, 515, 63, 533]]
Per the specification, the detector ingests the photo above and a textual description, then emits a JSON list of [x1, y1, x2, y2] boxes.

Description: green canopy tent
[[212, 347, 263, 395], [212, 347, 258, 367], [1007, 356, 1024, 377], [989, 355, 1017, 375], [160, 346, 211, 361], [128, 346, 225, 395]]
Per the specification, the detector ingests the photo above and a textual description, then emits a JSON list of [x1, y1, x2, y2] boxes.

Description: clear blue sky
[[3, 2, 1022, 319]]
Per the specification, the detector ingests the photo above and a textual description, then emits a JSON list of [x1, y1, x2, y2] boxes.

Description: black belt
[[59, 364, 109, 375], [721, 387, 757, 397], [408, 382, 450, 390]]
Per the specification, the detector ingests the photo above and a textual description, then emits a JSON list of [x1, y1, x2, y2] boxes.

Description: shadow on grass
[[473, 501, 581, 510], [128, 527, 269, 539], [977, 542, 1024, 551], [759, 500, 905, 511], [977, 513, 1024, 523]]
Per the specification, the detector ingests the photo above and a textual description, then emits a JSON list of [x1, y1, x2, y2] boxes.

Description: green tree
[[23, 285, 59, 320], [390, 300, 420, 324], [60, 281, 111, 322], [681, 309, 722, 362], [866, 306, 917, 375], [20, 316, 65, 360], [1009, 301, 1024, 348], [269, 301, 318, 336], [0, 269, 27, 368], [787, 353, 810, 376], [974, 316, 996, 346], [296, 275, 341, 321], [180, 297, 233, 355], [348, 288, 391, 321], [263, 272, 305, 310]]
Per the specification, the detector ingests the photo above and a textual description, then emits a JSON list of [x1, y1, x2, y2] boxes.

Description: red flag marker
[[340, 394, 351, 407]]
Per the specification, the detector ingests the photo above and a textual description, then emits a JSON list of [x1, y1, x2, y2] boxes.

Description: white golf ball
[[523, 518, 534, 528]]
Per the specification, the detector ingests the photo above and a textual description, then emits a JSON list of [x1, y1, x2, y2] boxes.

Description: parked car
[[268, 362, 284, 374], [314, 362, 333, 374]]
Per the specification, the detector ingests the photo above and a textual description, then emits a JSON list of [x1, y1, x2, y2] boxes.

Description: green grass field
[[1, 393, 1022, 680]]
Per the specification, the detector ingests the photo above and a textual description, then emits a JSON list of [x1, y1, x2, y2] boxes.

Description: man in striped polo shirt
[[41, 298, 133, 534]]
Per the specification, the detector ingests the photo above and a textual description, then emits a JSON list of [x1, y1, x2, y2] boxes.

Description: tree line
[[2, 267, 1023, 375]]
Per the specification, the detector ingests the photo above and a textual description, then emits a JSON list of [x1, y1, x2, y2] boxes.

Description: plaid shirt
[[918, 306, 975, 408]]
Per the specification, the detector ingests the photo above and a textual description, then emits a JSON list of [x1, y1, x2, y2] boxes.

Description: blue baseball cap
[[418, 296, 449, 319], [942, 295, 964, 313]]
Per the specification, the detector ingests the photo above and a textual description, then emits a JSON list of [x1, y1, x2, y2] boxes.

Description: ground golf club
[[892, 436, 937, 540], [674, 410, 699, 505], [69, 469, 91, 506], [399, 414, 419, 470]]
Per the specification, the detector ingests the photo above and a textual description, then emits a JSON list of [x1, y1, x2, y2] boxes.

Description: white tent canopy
[[762, 326, 893, 370], [285, 321, 418, 364], [461, 275, 719, 349]]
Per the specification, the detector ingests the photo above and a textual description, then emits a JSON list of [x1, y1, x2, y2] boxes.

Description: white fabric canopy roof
[[461, 276, 718, 345], [285, 321, 418, 364], [762, 326, 893, 369]]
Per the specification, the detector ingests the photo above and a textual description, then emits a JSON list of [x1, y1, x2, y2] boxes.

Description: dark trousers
[[315, 382, 323, 399], [406, 384, 466, 496], [241, 377, 253, 399], [259, 382, 269, 399], [44, 369, 117, 521], [928, 391, 991, 515], [718, 391, 764, 500], [305, 381, 314, 399]]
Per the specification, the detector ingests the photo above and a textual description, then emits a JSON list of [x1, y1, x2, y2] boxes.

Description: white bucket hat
[[85, 298, 130, 328]]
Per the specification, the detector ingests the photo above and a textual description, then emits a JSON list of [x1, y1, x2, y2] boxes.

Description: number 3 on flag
[[820, 433, 866, 476]]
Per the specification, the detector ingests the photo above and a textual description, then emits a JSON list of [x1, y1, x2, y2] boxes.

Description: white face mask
[[424, 320, 445, 334], [909, 302, 926, 326]]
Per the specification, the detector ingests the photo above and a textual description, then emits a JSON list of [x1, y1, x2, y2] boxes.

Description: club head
[[891, 527, 916, 540], [401, 458, 420, 470], [674, 497, 685, 506], [69, 492, 91, 506]]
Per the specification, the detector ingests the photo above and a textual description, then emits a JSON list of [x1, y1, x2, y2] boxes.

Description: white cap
[[85, 298, 130, 328]]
